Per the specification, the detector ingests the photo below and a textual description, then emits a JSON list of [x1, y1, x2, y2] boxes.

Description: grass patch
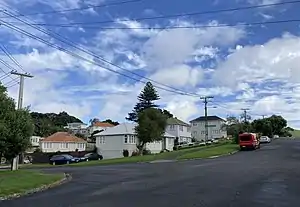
[[0, 170, 64, 197], [177, 144, 239, 160], [22, 141, 232, 168], [290, 130, 300, 138]]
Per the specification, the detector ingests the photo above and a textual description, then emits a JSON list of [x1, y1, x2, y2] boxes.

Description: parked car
[[80, 153, 103, 162], [239, 133, 260, 150], [49, 154, 80, 165], [260, 136, 271, 143]]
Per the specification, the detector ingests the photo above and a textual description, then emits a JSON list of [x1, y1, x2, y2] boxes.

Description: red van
[[239, 133, 260, 150]]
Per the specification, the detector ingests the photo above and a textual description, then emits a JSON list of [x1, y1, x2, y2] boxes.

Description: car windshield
[[239, 135, 252, 141], [84, 153, 92, 157], [64, 155, 73, 159]]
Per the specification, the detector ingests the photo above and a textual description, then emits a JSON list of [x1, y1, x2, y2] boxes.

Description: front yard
[[0, 170, 64, 198], [22, 141, 237, 168]]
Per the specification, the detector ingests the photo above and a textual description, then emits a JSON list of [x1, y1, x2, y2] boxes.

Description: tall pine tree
[[126, 82, 160, 122]]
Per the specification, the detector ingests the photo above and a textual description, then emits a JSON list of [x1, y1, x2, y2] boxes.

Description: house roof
[[190, 115, 225, 122], [92, 122, 115, 128], [96, 123, 176, 138], [41, 132, 86, 143], [96, 123, 136, 136], [167, 117, 190, 126]]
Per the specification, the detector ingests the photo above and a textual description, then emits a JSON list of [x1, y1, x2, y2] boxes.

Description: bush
[[173, 146, 178, 151], [142, 149, 151, 155], [123, 149, 129, 157], [131, 151, 139, 156]]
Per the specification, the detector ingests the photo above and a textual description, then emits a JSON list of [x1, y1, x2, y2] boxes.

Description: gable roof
[[167, 117, 190, 126], [190, 115, 225, 122], [42, 132, 86, 143], [92, 122, 115, 128], [96, 123, 176, 138], [97, 123, 136, 136]]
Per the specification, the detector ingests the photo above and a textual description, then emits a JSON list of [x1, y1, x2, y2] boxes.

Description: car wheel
[[86, 159, 89, 162], [52, 162, 56, 165], [66, 161, 70, 164]]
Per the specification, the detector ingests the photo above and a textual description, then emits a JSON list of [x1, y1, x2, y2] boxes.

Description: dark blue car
[[49, 154, 80, 165]]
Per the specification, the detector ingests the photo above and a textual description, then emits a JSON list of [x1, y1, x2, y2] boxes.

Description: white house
[[166, 117, 192, 143], [190, 115, 227, 141], [26, 136, 44, 153], [95, 123, 175, 159], [40, 132, 87, 153], [64, 122, 89, 137]]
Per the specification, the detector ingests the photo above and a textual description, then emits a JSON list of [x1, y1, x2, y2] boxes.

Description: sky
[[0, 0, 300, 128]]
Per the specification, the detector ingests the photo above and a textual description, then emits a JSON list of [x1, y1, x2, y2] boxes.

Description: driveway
[[2, 139, 300, 207]]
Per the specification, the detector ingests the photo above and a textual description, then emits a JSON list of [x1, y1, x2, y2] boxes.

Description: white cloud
[[141, 20, 245, 69], [213, 34, 300, 88], [149, 64, 204, 88]]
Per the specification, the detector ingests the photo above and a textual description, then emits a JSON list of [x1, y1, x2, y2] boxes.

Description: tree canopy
[[224, 114, 290, 143], [135, 108, 167, 151], [0, 84, 34, 169], [30, 111, 82, 137], [126, 81, 160, 122]]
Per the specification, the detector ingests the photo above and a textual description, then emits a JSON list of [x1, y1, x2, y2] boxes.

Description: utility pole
[[201, 96, 214, 142], [10, 70, 33, 171], [241, 108, 250, 123], [241, 108, 250, 133]]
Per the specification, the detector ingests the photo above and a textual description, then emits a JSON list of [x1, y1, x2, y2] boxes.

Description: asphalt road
[[2, 139, 300, 207]]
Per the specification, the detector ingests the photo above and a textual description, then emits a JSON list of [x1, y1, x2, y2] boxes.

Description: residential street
[[2, 139, 300, 207]]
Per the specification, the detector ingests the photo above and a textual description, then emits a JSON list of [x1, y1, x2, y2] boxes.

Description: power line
[[6, 81, 19, 88], [0, 0, 143, 18], [15, 0, 300, 26], [0, 18, 200, 97], [0, 44, 26, 72], [0, 58, 18, 83], [28, 19, 300, 30], [0, 9, 203, 98]]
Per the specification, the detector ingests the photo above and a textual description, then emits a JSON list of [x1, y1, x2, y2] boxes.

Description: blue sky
[[1, 0, 300, 128]]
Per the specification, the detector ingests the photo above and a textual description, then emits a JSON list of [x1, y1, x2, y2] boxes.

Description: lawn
[[290, 130, 300, 138], [177, 144, 239, 160], [0, 170, 64, 197], [21, 141, 234, 168]]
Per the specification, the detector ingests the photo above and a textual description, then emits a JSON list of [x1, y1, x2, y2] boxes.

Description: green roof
[[167, 117, 190, 126]]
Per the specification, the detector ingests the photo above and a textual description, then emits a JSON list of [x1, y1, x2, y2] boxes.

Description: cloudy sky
[[0, 0, 300, 128]]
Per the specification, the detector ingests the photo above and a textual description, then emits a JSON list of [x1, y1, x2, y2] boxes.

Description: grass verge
[[0, 170, 64, 197], [290, 129, 300, 138], [21, 141, 233, 168], [177, 144, 239, 160]]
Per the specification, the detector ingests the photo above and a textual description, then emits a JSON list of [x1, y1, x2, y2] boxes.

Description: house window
[[201, 131, 205, 134], [193, 123, 197, 126], [44, 142, 52, 148], [179, 126, 183, 131], [169, 125, 175, 130], [187, 127, 190, 132], [129, 136, 135, 144], [192, 131, 197, 135], [99, 136, 105, 144], [124, 135, 128, 144], [78, 143, 85, 149]]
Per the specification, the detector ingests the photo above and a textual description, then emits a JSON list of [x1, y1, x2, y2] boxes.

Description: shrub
[[131, 151, 139, 156], [123, 149, 129, 157], [142, 149, 151, 155], [173, 146, 178, 151]]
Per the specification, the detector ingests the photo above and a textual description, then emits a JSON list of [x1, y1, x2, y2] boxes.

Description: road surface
[[2, 139, 300, 207]]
